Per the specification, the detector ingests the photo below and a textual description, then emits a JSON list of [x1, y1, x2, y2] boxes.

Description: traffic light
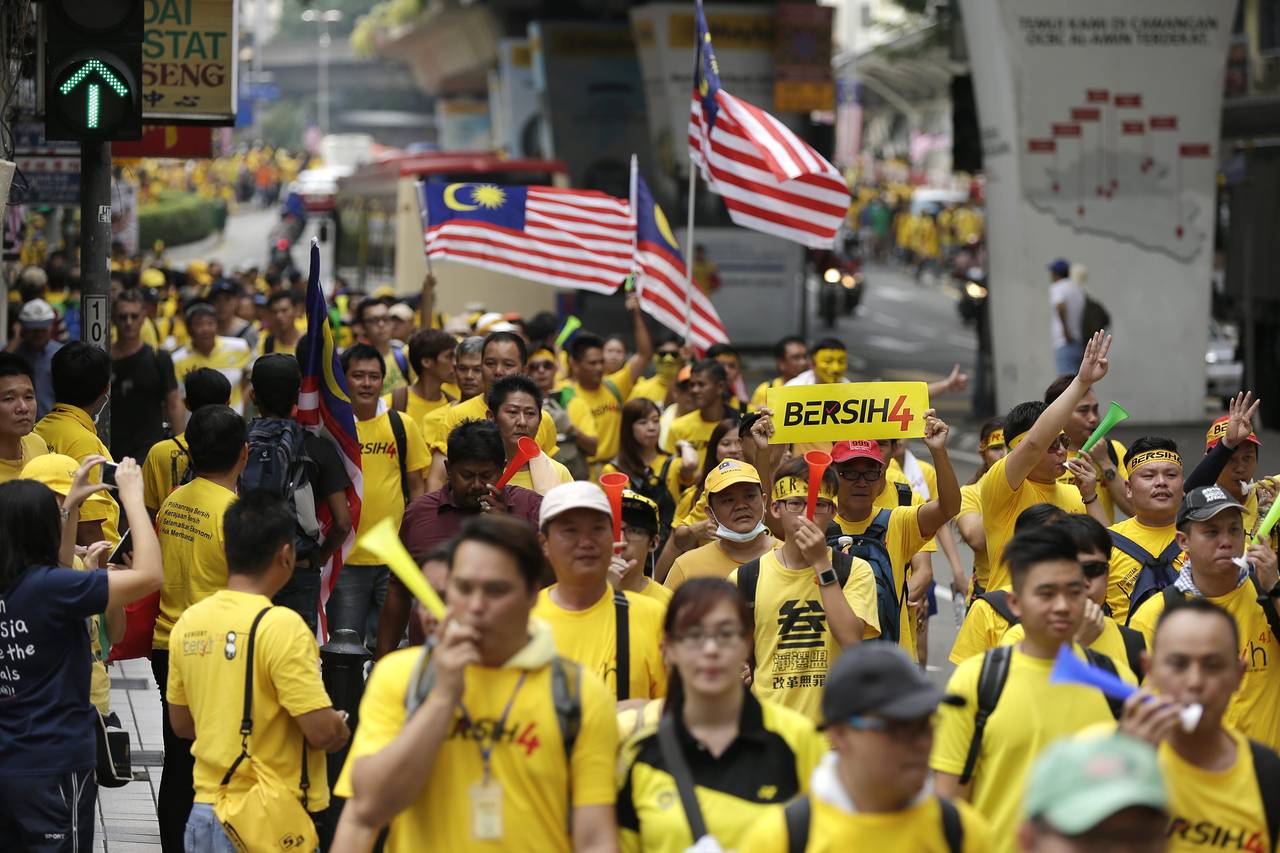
[[43, 0, 143, 141]]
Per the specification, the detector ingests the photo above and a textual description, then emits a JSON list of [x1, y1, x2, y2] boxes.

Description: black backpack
[[782, 792, 963, 853], [824, 508, 908, 643], [238, 418, 321, 557], [170, 435, 196, 492], [977, 591, 1146, 679], [613, 456, 678, 539], [1110, 531, 1182, 625], [1081, 293, 1111, 341]]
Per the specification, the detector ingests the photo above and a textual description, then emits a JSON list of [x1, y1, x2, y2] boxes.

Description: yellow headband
[[528, 347, 555, 364], [1127, 449, 1182, 473], [981, 428, 1005, 451], [1006, 430, 1064, 451], [813, 347, 846, 361], [773, 476, 837, 503]]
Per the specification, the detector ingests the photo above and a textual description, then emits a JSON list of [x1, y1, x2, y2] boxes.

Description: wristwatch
[[816, 566, 839, 586], [60, 506, 72, 523], [1102, 467, 1117, 482]]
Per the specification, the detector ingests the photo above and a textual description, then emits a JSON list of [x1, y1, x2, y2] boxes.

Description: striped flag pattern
[[630, 160, 728, 351], [297, 241, 363, 642], [419, 182, 632, 295], [687, 0, 850, 248]]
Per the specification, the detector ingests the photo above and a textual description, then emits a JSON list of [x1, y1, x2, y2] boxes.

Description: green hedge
[[138, 191, 227, 248]]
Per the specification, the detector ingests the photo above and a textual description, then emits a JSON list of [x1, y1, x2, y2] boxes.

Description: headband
[[980, 428, 1005, 451], [773, 476, 837, 503], [1006, 430, 1064, 451], [1206, 419, 1259, 449], [1127, 449, 1182, 473], [528, 347, 556, 364], [813, 347, 846, 360]]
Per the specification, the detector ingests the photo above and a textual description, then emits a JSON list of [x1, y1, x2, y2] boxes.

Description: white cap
[[539, 481, 612, 528], [18, 298, 56, 328]]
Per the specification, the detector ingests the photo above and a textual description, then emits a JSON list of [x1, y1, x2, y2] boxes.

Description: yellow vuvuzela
[[356, 518, 446, 619]]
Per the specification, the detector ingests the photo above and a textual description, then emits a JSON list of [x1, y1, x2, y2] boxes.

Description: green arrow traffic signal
[[58, 58, 128, 129]]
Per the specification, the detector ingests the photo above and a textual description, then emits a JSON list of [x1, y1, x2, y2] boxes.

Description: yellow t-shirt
[[1057, 440, 1128, 524], [334, 645, 618, 853], [957, 483, 989, 591], [930, 645, 1121, 853], [663, 410, 724, 467], [380, 344, 410, 395], [628, 375, 670, 406], [1129, 580, 1280, 752], [507, 457, 575, 494], [381, 387, 452, 429], [349, 412, 429, 565], [618, 696, 828, 853], [739, 789, 991, 853], [173, 337, 253, 413], [0, 433, 49, 483], [167, 591, 333, 810], [1105, 517, 1186, 625], [665, 540, 750, 591], [33, 404, 120, 541], [948, 597, 1013, 665], [568, 367, 635, 464], [978, 456, 1086, 592], [142, 433, 189, 512], [999, 617, 1139, 684], [153, 478, 238, 650], [533, 586, 668, 700], [1160, 726, 1270, 853], [729, 548, 880, 722], [749, 378, 783, 412], [831, 505, 929, 656], [256, 332, 298, 357], [428, 394, 559, 458], [633, 579, 672, 607]]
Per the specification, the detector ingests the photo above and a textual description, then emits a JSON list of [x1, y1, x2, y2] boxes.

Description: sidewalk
[[94, 658, 165, 852]]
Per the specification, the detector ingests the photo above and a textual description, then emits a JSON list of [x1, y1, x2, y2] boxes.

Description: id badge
[[469, 779, 504, 840]]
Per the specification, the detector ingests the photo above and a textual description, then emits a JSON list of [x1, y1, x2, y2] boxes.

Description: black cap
[[209, 278, 241, 298], [1176, 485, 1246, 528], [620, 490, 660, 534], [821, 644, 962, 728]]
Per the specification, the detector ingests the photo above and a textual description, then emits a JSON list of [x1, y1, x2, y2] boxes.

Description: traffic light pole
[[80, 139, 112, 446]]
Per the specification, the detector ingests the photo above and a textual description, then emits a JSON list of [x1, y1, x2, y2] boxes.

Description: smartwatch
[[816, 566, 839, 587]]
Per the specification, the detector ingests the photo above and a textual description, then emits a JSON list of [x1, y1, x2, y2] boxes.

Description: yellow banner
[[143, 0, 236, 124], [765, 381, 930, 444]]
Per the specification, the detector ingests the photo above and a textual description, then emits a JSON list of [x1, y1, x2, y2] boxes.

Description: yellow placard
[[765, 381, 930, 444], [143, 0, 236, 124]]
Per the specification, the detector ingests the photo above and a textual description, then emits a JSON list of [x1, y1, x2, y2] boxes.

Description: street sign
[[112, 124, 213, 158], [14, 122, 81, 204], [143, 0, 237, 124]]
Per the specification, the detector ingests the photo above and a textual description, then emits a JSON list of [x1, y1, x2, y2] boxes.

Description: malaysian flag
[[687, 0, 850, 248], [419, 182, 632, 295], [297, 241, 363, 642], [629, 158, 728, 351]]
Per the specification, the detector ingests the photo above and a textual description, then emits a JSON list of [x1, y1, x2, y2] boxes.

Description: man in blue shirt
[[13, 299, 62, 419]]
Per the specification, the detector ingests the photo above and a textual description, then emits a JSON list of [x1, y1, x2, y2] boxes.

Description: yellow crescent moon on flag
[[443, 183, 479, 211], [654, 203, 680, 251]]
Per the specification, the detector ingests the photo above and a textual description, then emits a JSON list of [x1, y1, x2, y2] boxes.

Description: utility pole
[[79, 140, 112, 443]]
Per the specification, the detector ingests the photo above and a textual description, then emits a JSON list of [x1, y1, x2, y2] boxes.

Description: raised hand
[[922, 408, 949, 451], [1226, 391, 1261, 448], [1076, 331, 1112, 386], [65, 455, 111, 511]]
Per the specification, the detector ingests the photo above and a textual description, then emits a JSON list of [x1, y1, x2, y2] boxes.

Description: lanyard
[[457, 672, 527, 782]]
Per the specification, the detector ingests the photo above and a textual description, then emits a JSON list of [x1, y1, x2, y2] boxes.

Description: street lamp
[[301, 9, 343, 135]]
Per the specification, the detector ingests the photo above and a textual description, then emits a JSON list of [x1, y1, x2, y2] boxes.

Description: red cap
[[1206, 415, 1261, 451], [832, 440, 885, 464]]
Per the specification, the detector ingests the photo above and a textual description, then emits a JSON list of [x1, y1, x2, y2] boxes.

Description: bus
[[334, 151, 571, 319]]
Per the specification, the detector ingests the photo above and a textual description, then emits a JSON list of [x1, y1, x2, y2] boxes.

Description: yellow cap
[[140, 268, 166, 288], [705, 458, 761, 494], [21, 453, 79, 495]]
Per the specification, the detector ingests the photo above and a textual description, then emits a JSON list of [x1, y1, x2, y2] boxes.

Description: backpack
[[170, 435, 196, 492], [387, 409, 410, 505], [238, 419, 322, 556], [958, 645, 1123, 784], [977, 589, 1017, 628], [391, 345, 410, 381], [1109, 532, 1182, 625], [737, 551, 856, 631], [1081, 294, 1111, 341], [559, 380, 624, 409], [824, 509, 909, 643], [614, 455, 678, 540], [979, 591, 1146, 679], [782, 793, 963, 853]]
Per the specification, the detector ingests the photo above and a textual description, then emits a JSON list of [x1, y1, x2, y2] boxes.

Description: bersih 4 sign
[[142, 0, 237, 124]]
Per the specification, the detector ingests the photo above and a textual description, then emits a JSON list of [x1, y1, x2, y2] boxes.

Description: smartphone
[[107, 529, 132, 566], [100, 461, 118, 489]]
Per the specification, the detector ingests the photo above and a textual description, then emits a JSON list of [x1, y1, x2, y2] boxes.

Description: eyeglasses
[[847, 714, 934, 742], [1081, 560, 1110, 579], [622, 525, 654, 541], [836, 467, 884, 483], [673, 627, 746, 649], [363, 315, 389, 325], [778, 498, 834, 514]]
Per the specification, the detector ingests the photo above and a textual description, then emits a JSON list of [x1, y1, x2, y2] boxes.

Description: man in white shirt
[[1049, 258, 1085, 375]]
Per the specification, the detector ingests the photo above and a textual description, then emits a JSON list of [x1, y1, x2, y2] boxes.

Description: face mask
[[813, 349, 847, 384], [709, 507, 766, 543]]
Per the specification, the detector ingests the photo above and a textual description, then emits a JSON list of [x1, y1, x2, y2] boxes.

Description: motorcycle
[[957, 267, 987, 326], [810, 246, 865, 328]]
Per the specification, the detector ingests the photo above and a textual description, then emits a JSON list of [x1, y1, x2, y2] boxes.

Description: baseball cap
[[704, 459, 761, 495], [20, 454, 116, 517], [539, 481, 612, 528], [821, 644, 962, 727], [1024, 734, 1166, 836], [621, 490, 660, 533], [831, 440, 885, 465], [184, 301, 216, 322], [18, 299, 56, 329], [1205, 414, 1261, 451], [139, 268, 166, 289], [388, 303, 415, 323], [1176, 485, 1247, 527], [1048, 258, 1071, 277], [208, 279, 240, 298]]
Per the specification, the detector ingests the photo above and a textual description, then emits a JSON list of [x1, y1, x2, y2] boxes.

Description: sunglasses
[[655, 351, 682, 362], [528, 361, 556, 371], [1081, 560, 1110, 579], [837, 467, 884, 483]]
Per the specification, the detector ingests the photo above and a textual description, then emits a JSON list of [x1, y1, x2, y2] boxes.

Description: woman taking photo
[[616, 578, 826, 853], [602, 398, 697, 547], [0, 456, 163, 851]]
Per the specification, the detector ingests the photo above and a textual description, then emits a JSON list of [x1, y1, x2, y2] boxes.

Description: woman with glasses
[[997, 514, 1146, 682], [616, 578, 827, 853], [601, 399, 697, 550]]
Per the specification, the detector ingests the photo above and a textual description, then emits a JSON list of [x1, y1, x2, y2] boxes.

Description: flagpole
[[683, 164, 696, 345]]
